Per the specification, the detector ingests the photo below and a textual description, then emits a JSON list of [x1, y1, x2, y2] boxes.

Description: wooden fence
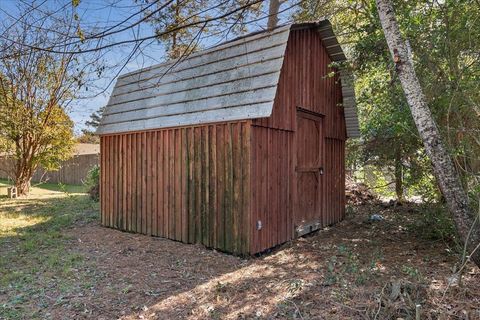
[[0, 154, 99, 185]]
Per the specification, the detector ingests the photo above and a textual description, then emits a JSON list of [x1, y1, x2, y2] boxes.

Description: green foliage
[[405, 169, 439, 203], [77, 105, 104, 143], [37, 107, 75, 172], [0, 3, 103, 195], [346, 2, 438, 201], [84, 165, 100, 201], [361, 165, 396, 198], [345, 139, 363, 174], [393, 1, 480, 200], [408, 203, 458, 244], [0, 26, 78, 194], [324, 255, 339, 285], [297, 0, 479, 202], [0, 99, 75, 172], [143, 0, 262, 59], [401, 265, 423, 281], [76, 131, 99, 144], [57, 182, 68, 195]]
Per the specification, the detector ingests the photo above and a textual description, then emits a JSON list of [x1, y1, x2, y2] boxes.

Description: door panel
[[295, 110, 324, 235]]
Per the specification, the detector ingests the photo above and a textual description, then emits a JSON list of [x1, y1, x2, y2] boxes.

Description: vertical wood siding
[[324, 138, 346, 226], [253, 28, 346, 139], [100, 28, 347, 255], [100, 121, 251, 255], [249, 28, 346, 254], [250, 126, 294, 253]]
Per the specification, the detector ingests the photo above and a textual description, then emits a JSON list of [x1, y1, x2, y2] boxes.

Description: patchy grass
[[0, 187, 478, 319], [0, 179, 86, 196], [0, 182, 98, 319]]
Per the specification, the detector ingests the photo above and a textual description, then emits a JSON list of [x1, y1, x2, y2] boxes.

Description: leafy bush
[[84, 165, 100, 201], [408, 203, 458, 245]]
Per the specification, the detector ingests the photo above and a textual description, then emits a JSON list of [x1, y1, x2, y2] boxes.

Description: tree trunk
[[15, 174, 31, 195], [267, 0, 281, 29], [394, 150, 404, 202], [13, 149, 35, 196], [375, 0, 480, 267]]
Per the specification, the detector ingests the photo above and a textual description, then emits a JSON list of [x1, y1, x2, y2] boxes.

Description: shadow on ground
[[1, 195, 479, 320], [110, 203, 479, 320]]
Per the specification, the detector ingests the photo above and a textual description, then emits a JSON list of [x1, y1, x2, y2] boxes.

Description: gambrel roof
[[97, 20, 360, 137]]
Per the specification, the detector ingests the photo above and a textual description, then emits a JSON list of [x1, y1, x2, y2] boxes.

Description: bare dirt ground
[[55, 204, 479, 320], [0, 182, 478, 319]]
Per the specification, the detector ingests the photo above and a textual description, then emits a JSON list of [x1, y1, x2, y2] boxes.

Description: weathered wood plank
[[147, 132, 153, 235], [110, 136, 114, 228], [175, 129, 182, 241], [163, 130, 169, 238], [273, 132, 279, 245], [187, 128, 195, 243], [106, 136, 110, 227], [118, 135, 122, 229], [111, 135, 115, 228], [208, 126, 217, 248], [132, 134, 137, 232], [122, 134, 127, 230], [269, 131, 274, 250], [136, 133, 142, 233], [110, 136, 115, 228], [141, 132, 147, 234], [194, 127, 202, 243], [224, 124, 234, 252], [216, 125, 226, 250], [201, 127, 209, 247], [98, 101, 273, 135], [152, 131, 158, 236], [232, 123, 241, 253], [168, 130, 175, 239], [181, 129, 188, 242], [110, 67, 283, 107], [126, 134, 132, 231], [110, 136, 116, 228], [102, 137, 107, 226], [250, 127, 258, 254], [172, 130, 178, 239], [101, 88, 277, 127], [241, 122, 251, 254], [100, 137, 105, 226], [157, 130, 164, 237]]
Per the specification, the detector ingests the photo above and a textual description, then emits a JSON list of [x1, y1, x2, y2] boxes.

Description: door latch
[[319, 167, 324, 175]]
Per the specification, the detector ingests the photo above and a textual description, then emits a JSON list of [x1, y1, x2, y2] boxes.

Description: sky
[[0, 0, 298, 135]]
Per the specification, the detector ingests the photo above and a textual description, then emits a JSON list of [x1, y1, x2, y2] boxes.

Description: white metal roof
[[98, 20, 360, 138]]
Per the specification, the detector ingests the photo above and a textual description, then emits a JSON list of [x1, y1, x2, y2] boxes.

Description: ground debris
[[346, 177, 378, 205], [2, 197, 478, 319]]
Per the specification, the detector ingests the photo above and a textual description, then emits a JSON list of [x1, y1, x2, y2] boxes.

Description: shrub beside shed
[[97, 20, 360, 255]]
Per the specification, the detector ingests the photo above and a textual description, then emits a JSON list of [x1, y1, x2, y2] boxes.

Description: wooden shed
[[97, 20, 360, 255]]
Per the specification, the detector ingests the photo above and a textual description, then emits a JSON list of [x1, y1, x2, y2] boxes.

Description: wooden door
[[295, 109, 324, 236]]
